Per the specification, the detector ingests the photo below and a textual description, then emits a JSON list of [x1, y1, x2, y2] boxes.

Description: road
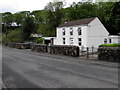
[[2, 47, 119, 88]]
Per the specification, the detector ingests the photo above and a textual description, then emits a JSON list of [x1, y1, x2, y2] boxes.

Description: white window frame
[[70, 29, 73, 35], [70, 38, 73, 45], [78, 27, 82, 35], [63, 28, 65, 35], [104, 38, 107, 44], [63, 38, 65, 44], [109, 39, 112, 43], [78, 38, 82, 46]]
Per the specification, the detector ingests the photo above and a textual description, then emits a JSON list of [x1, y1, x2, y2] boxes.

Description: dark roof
[[58, 17, 96, 28]]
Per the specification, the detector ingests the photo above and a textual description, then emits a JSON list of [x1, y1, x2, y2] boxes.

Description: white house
[[108, 35, 120, 44], [54, 17, 109, 48]]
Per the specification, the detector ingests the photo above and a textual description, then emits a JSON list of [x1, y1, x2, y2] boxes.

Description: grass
[[99, 44, 120, 47]]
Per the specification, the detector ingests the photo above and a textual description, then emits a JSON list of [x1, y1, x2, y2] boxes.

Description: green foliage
[[2, 29, 24, 45], [104, 2, 120, 34], [1, 1, 120, 39], [13, 13, 23, 26], [37, 23, 55, 37], [22, 16, 35, 40], [2, 34, 7, 45], [35, 38, 43, 44], [8, 29, 24, 42], [2, 12, 13, 26], [67, 2, 98, 20], [0, 13, 2, 22], [99, 44, 120, 47]]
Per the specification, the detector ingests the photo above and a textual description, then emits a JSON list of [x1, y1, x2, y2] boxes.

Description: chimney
[[64, 19, 69, 23]]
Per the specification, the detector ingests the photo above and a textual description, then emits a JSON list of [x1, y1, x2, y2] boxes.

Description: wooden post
[[87, 47, 89, 59], [92, 46, 94, 55], [81, 46, 84, 52]]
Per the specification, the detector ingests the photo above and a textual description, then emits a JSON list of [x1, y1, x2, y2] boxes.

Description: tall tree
[[68, 2, 98, 20], [105, 2, 120, 34], [2, 12, 13, 27], [22, 16, 35, 40]]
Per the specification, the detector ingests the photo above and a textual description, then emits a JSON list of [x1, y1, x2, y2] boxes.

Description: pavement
[[0, 79, 6, 89], [2, 47, 119, 88]]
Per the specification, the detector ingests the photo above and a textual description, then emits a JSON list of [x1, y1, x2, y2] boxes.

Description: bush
[[2, 34, 7, 45], [99, 44, 120, 47], [8, 29, 24, 43], [35, 38, 43, 44]]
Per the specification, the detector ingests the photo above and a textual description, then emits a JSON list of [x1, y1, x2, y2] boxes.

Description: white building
[[108, 35, 120, 44], [54, 17, 109, 48]]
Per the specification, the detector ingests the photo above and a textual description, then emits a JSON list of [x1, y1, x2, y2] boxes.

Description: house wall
[[86, 18, 109, 47], [54, 17, 109, 48], [54, 25, 88, 47], [108, 36, 120, 44]]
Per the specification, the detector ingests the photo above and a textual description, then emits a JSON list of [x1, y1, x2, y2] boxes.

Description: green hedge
[[35, 38, 43, 44], [99, 44, 120, 47]]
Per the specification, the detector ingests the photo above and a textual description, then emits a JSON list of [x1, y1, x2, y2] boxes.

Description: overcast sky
[[0, 0, 80, 13]]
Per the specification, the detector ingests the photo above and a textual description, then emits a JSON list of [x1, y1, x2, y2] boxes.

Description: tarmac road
[[2, 47, 119, 88]]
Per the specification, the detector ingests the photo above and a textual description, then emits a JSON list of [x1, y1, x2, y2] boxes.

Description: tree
[[22, 16, 35, 40], [104, 2, 120, 34], [37, 2, 64, 37], [2, 12, 13, 27], [13, 13, 23, 26], [68, 2, 98, 20]]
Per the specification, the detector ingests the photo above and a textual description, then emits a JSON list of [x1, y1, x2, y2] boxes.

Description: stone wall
[[9, 43, 79, 57], [9, 43, 31, 49], [48, 45, 79, 57], [98, 47, 120, 62], [31, 44, 47, 52]]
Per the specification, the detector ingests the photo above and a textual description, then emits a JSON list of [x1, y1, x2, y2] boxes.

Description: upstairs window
[[63, 28, 65, 35], [78, 27, 82, 35], [70, 28, 73, 35], [78, 38, 82, 46], [70, 30, 73, 35]]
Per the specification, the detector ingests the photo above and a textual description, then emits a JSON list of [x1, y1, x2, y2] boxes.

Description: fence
[[79, 46, 98, 59]]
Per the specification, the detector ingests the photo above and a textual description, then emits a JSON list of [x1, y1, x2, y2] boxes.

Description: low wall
[[9, 43, 31, 49], [31, 44, 47, 52], [48, 45, 79, 57], [98, 47, 120, 62], [9, 43, 79, 57]]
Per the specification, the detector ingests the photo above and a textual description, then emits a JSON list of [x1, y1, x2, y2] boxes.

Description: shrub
[[35, 38, 43, 44], [99, 44, 120, 47], [2, 34, 7, 45]]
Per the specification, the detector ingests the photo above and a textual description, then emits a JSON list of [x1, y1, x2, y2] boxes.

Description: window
[[70, 27, 73, 35], [70, 38, 73, 45], [63, 29, 65, 35], [104, 38, 107, 44], [109, 39, 112, 43], [70, 30, 73, 35], [63, 38, 65, 44], [78, 38, 82, 46], [78, 27, 82, 35]]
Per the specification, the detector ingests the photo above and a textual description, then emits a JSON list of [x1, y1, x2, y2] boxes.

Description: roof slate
[[58, 17, 96, 28]]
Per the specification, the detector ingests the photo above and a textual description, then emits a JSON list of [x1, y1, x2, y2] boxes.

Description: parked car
[[24, 41, 36, 45]]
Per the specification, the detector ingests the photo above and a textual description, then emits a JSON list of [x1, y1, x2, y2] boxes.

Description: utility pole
[[4, 23, 8, 46]]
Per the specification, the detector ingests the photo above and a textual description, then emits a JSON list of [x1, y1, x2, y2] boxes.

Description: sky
[[0, 0, 80, 13]]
